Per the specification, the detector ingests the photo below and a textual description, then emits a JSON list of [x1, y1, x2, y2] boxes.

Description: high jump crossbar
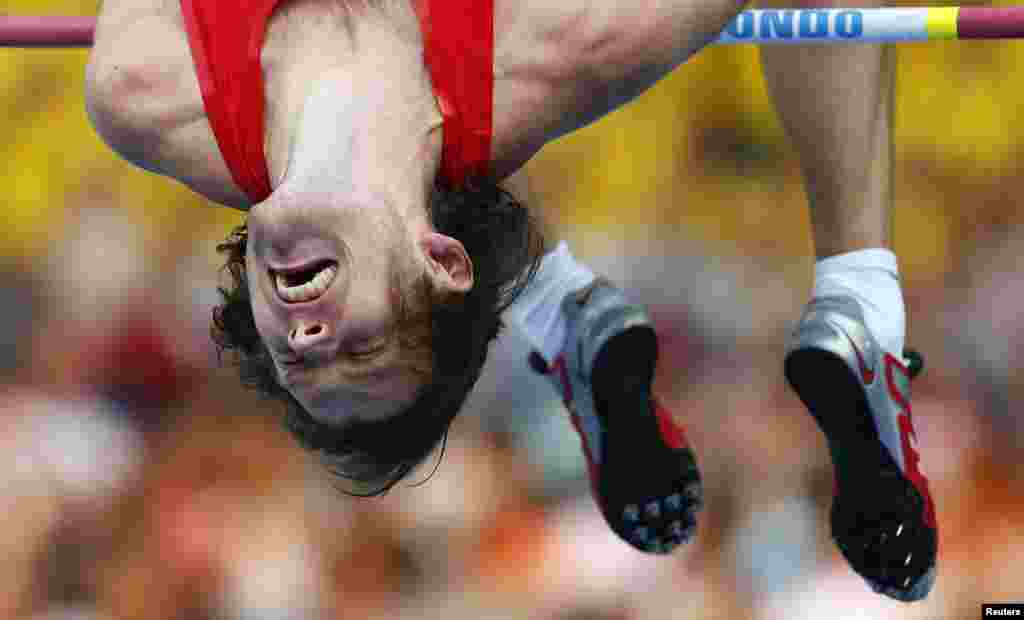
[[1, 7, 1024, 48]]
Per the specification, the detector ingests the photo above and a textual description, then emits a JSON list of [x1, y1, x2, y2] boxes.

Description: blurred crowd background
[[2, 0, 1023, 618]]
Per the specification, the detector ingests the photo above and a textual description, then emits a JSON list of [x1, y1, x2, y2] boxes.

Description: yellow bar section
[[926, 6, 959, 39]]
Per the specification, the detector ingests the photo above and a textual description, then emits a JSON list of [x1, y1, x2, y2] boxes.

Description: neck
[[262, 2, 442, 202]]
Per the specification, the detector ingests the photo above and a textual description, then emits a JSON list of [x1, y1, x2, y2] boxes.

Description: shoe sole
[[589, 324, 702, 553], [785, 347, 937, 601]]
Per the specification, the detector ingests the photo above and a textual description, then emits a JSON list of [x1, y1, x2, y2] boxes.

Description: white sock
[[503, 241, 596, 365], [812, 248, 905, 357]]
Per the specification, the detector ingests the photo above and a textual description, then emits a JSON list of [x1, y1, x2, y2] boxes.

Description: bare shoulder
[[86, 0, 198, 140], [85, 0, 250, 209]]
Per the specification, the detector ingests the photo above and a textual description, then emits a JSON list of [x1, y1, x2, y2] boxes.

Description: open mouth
[[272, 260, 339, 303]]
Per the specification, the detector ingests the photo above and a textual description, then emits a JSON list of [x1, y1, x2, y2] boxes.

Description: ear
[[421, 232, 473, 293]]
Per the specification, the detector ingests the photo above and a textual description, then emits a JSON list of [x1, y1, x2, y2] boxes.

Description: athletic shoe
[[784, 296, 938, 601], [529, 277, 702, 554]]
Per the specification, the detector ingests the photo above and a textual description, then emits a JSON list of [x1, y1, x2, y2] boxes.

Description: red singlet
[[180, 0, 494, 204]]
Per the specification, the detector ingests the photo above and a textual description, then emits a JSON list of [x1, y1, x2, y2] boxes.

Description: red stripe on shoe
[[551, 355, 573, 407], [654, 400, 688, 450], [885, 354, 938, 530]]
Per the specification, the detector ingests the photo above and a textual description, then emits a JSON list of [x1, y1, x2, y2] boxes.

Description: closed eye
[[275, 334, 395, 387], [277, 342, 384, 370], [346, 339, 390, 361]]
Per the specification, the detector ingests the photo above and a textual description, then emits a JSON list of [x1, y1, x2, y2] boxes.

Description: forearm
[[759, 0, 894, 258]]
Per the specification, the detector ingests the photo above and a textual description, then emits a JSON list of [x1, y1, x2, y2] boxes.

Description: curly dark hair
[[211, 177, 544, 495]]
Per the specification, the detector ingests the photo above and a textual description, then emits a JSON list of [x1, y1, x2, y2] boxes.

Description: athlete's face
[[244, 67, 467, 428], [245, 190, 427, 427]]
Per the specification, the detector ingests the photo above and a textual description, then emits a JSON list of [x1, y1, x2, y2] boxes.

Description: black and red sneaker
[[531, 278, 702, 554], [785, 296, 938, 601]]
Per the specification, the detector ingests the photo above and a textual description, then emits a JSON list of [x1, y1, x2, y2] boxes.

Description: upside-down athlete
[[85, 0, 937, 600]]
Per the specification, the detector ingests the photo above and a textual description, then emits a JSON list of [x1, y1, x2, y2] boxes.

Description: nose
[[289, 322, 331, 352]]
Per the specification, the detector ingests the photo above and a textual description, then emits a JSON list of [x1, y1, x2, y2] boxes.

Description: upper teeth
[[275, 264, 338, 303]]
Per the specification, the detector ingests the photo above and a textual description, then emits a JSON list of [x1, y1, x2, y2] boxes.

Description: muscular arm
[[515, 0, 748, 142], [85, 1, 251, 210], [486, 0, 748, 176]]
